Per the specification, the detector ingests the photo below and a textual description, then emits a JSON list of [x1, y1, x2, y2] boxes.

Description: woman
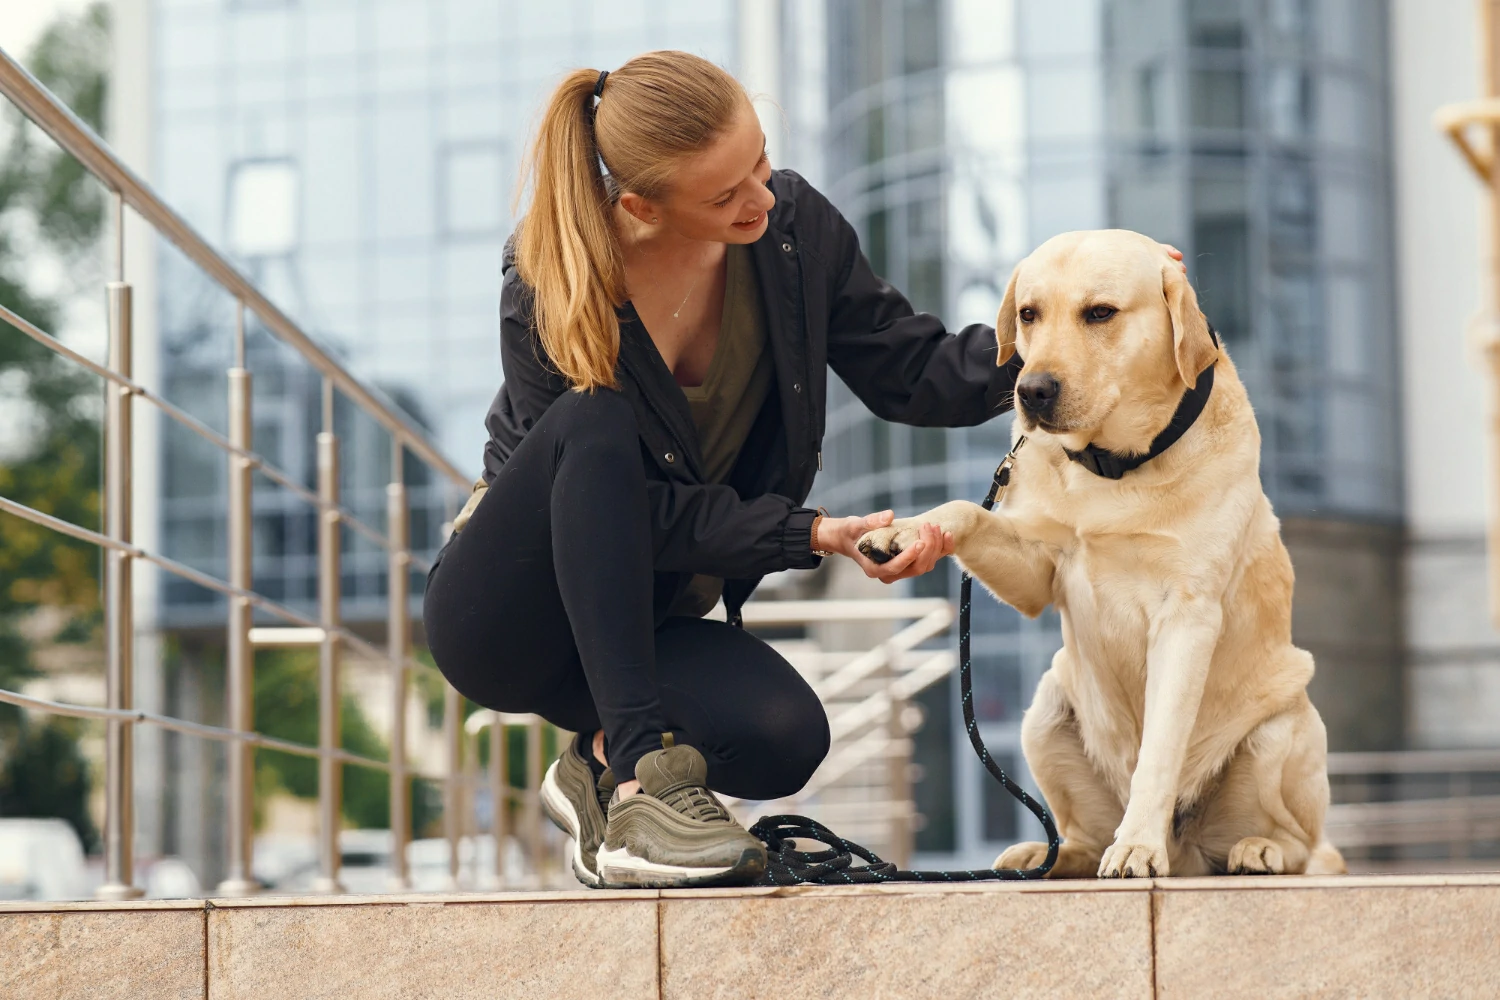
[[423, 50, 1173, 889]]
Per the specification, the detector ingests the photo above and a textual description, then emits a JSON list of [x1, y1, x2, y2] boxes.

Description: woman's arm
[[806, 183, 1182, 429], [489, 260, 822, 579], [806, 188, 1021, 428], [483, 264, 571, 483], [646, 480, 821, 578]]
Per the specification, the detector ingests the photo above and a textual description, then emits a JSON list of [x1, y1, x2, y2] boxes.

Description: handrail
[[0, 688, 407, 773], [0, 302, 392, 551], [0, 493, 431, 682], [0, 46, 467, 488], [0, 40, 478, 899]]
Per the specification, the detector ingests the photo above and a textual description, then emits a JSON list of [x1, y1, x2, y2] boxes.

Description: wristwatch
[[811, 507, 833, 558]]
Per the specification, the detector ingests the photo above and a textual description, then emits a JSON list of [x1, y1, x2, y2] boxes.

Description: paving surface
[[2, 873, 1498, 998]]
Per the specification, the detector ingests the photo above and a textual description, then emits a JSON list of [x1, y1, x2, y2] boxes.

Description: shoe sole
[[539, 759, 603, 888], [594, 844, 766, 889]]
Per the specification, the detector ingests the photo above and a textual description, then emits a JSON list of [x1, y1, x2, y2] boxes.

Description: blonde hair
[[514, 51, 747, 390]]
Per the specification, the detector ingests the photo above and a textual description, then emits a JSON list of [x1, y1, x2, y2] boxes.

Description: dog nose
[[1017, 373, 1061, 416]]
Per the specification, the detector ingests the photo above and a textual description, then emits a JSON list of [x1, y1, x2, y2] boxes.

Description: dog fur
[[858, 230, 1345, 878]]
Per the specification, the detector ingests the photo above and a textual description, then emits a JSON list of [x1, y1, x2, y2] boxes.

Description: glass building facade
[[815, 0, 1399, 866], [143, 0, 1401, 871], [151, 0, 741, 629]]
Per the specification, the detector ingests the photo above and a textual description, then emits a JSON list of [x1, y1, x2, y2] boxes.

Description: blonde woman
[[424, 51, 1180, 889]]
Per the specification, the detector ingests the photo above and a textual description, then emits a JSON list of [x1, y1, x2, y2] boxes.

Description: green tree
[[0, 4, 111, 851], [252, 649, 440, 835]]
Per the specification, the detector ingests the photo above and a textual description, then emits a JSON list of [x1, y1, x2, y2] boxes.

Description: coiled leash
[[750, 436, 1060, 884]]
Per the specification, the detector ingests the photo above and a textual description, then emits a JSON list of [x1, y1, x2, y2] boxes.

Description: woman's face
[[621, 104, 775, 244]]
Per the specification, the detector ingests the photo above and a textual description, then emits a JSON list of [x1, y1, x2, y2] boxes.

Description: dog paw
[[995, 841, 1101, 878], [994, 841, 1051, 871], [1098, 839, 1168, 879], [856, 522, 919, 565], [1227, 836, 1284, 875]]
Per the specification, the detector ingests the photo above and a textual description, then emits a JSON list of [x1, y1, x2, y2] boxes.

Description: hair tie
[[593, 70, 610, 99]]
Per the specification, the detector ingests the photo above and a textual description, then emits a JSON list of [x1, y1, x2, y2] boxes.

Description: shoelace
[[658, 782, 731, 823]]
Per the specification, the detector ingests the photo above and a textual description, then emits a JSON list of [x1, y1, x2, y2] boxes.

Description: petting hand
[[1161, 243, 1187, 273], [819, 510, 955, 584]]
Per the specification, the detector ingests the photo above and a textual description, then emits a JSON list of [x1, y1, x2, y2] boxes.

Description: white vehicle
[[0, 818, 89, 901]]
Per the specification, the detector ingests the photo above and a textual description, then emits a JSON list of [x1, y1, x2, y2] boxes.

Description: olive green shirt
[[670, 243, 774, 618]]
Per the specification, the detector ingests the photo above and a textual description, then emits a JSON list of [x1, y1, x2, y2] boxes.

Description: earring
[[652, 217, 659, 223]]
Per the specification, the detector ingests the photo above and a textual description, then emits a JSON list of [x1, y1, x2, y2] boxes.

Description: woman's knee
[[719, 689, 830, 800], [539, 387, 637, 448]]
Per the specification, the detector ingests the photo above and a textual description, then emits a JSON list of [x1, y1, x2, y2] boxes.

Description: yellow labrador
[[859, 230, 1345, 877]]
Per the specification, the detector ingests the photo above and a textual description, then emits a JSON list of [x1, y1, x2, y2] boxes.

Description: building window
[[439, 142, 508, 240], [1193, 215, 1250, 341], [227, 159, 300, 259]]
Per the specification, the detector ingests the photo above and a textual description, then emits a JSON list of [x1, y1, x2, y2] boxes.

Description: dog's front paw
[[1227, 836, 1284, 875], [1098, 839, 1168, 879], [994, 841, 1051, 871], [856, 522, 920, 565]]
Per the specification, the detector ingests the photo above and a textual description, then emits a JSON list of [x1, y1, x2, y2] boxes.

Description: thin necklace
[[672, 270, 703, 320]]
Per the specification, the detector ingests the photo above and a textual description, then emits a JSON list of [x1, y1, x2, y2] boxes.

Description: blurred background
[[0, 0, 1493, 896]]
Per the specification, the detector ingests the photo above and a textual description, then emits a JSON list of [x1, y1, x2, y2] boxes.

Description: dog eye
[[1086, 305, 1117, 323], [1018, 307, 1036, 323]]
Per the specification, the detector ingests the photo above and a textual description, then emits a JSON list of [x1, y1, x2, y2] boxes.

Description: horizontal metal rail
[[0, 687, 413, 773], [1327, 749, 1500, 775], [0, 493, 434, 680], [0, 302, 391, 551], [0, 49, 466, 487]]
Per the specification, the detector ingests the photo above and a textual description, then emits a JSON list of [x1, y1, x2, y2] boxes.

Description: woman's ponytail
[[515, 53, 747, 391], [515, 69, 625, 392]]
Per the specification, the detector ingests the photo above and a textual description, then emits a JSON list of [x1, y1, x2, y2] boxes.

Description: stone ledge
[[2, 874, 1496, 999]]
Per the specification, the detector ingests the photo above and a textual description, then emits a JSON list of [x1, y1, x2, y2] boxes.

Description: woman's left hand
[[1162, 243, 1187, 273], [819, 510, 955, 583]]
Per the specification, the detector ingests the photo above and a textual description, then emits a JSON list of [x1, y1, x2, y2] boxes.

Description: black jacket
[[482, 169, 1022, 621]]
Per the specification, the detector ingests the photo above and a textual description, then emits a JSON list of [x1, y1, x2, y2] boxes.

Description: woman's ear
[[1161, 262, 1218, 387], [617, 190, 660, 226], [995, 265, 1020, 366]]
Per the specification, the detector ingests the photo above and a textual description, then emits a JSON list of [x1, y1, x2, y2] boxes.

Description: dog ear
[[995, 265, 1020, 366], [1161, 262, 1218, 388]]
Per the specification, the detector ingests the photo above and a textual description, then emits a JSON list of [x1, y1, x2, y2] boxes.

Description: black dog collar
[[1063, 323, 1221, 480]]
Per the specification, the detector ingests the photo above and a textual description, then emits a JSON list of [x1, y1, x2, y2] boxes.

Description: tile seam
[[201, 903, 209, 1000], [1149, 886, 1159, 1000], [656, 896, 665, 1000]]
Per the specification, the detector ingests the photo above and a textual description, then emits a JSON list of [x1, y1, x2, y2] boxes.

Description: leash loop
[[752, 435, 1060, 883]]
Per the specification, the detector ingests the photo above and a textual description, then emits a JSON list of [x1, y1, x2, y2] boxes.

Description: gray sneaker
[[595, 740, 767, 888], [540, 740, 616, 888]]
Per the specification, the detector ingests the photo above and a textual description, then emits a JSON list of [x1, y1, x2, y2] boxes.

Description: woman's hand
[[818, 510, 955, 583], [1162, 243, 1187, 273]]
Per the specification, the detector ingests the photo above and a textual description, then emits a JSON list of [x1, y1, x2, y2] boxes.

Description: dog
[[858, 230, 1345, 877]]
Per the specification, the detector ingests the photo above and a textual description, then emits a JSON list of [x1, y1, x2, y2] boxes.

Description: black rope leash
[[750, 437, 1060, 884]]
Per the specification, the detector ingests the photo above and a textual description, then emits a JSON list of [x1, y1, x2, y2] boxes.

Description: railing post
[[386, 439, 411, 890], [219, 302, 257, 895], [525, 717, 544, 882], [97, 275, 141, 901], [490, 712, 507, 888], [312, 380, 344, 894], [443, 685, 462, 890]]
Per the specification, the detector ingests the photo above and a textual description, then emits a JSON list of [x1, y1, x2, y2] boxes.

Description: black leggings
[[422, 388, 829, 800]]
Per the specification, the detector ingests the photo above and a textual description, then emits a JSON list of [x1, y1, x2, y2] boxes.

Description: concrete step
[[3, 873, 1498, 999]]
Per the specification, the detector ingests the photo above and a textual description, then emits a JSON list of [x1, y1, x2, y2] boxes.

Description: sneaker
[[540, 740, 616, 888], [595, 739, 767, 888]]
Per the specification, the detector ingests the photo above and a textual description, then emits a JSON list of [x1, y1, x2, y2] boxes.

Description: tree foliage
[[252, 649, 439, 835], [0, 5, 110, 848]]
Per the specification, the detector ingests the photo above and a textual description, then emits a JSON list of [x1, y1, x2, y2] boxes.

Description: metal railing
[[711, 598, 956, 868], [1326, 749, 1500, 865], [0, 45, 498, 899]]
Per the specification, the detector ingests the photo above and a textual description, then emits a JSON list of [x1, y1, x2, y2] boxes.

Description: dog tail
[[1305, 839, 1347, 876]]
